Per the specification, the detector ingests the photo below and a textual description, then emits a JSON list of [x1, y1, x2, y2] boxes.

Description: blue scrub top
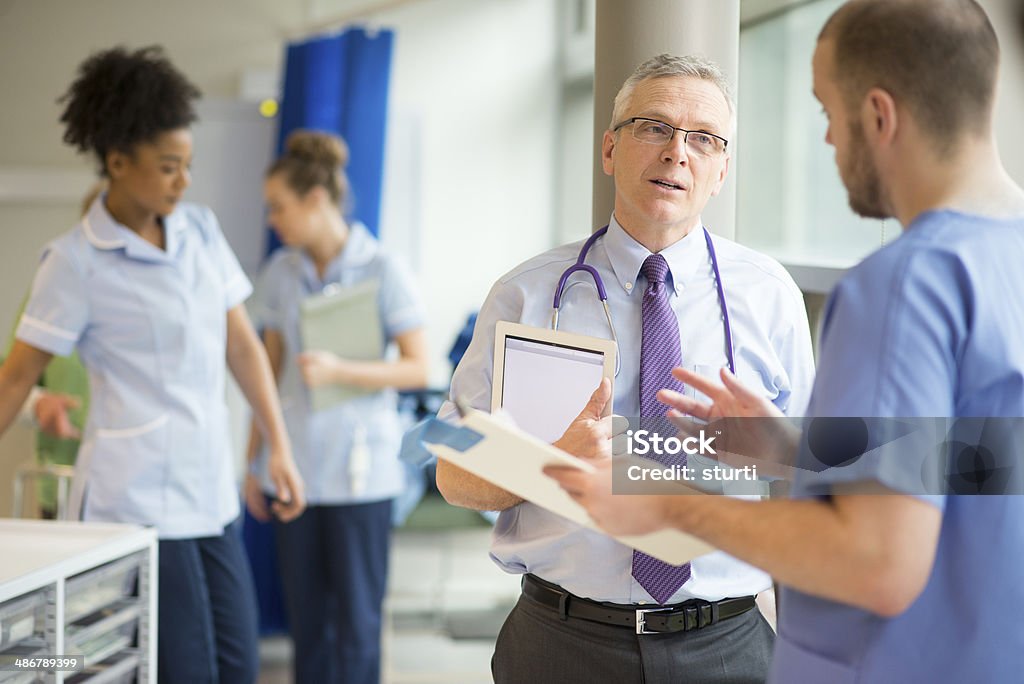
[[249, 222, 424, 504], [771, 210, 1024, 683], [440, 216, 816, 604], [16, 197, 252, 539]]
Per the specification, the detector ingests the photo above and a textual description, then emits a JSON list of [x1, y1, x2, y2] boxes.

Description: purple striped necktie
[[632, 253, 690, 604]]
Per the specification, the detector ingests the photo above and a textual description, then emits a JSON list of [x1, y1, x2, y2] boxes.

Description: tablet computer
[[492, 321, 616, 443]]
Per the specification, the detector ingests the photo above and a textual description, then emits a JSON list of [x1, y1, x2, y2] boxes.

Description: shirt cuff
[[16, 315, 79, 357], [225, 276, 254, 310]]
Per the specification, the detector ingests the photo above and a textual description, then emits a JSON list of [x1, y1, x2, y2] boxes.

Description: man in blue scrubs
[[548, 1, 1024, 681]]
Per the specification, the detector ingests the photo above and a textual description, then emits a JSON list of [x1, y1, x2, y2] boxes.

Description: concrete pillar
[[592, 0, 741, 238]]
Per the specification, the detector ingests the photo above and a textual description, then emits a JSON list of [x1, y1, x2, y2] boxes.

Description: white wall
[[984, 0, 1024, 187], [555, 86, 595, 245], [374, 0, 559, 383]]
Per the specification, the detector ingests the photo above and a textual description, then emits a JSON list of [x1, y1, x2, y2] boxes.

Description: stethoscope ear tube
[[550, 224, 736, 377], [552, 263, 608, 310], [552, 226, 610, 311]]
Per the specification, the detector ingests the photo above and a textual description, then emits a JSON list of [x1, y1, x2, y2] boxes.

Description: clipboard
[[423, 408, 715, 566], [299, 280, 382, 410]]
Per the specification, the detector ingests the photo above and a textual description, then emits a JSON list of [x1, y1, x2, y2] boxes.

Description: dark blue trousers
[[274, 500, 393, 684], [157, 516, 259, 683]]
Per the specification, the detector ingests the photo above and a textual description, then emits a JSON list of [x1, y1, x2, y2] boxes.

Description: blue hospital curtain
[[245, 26, 394, 636], [265, 26, 393, 253]]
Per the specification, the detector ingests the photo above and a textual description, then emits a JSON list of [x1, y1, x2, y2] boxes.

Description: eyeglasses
[[612, 117, 729, 157]]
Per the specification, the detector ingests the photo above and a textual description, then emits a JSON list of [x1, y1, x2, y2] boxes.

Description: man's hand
[[267, 447, 306, 522], [553, 378, 617, 460], [658, 366, 784, 422], [545, 458, 680, 536], [243, 473, 271, 523], [659, 367, 799, 477], [34, 392, 81, 440]]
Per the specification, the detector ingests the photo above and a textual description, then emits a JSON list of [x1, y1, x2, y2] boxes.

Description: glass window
[[736, 0, 890, 264]]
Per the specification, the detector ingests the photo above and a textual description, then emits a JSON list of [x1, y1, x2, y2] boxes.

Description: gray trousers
[[492, 591, 775, 684]]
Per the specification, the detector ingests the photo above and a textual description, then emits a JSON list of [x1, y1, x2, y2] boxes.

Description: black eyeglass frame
[[612, 117, 729, 153]]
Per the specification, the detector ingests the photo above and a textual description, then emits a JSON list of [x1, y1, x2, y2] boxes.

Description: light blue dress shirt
[[771, 210, 1024, 683], [442, 216, 816, 604], [16, 197, 252, 539], [249, 222, 424, 504]]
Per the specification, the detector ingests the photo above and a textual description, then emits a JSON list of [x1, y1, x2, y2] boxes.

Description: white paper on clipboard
[[424, 408, 715, 566]]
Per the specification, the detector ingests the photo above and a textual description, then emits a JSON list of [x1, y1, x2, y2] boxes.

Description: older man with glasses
[[435, 53, 816, 683]]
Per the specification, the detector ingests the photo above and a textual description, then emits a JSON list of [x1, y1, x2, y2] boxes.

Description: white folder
[[299, 280, 382, 410], [424, 408, 715, 566]]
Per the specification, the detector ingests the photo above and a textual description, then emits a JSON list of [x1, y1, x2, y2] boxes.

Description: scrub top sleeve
[[794, 250, 964, 502], [16, 246, 88, 357], [813, 249, 961, 417], [202, 207, 253, 309], [872, 251, 964, 416], [378, 255, 425, 340]]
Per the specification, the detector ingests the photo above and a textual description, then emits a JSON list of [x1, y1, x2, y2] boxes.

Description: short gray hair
[[609, 53, 735, 133]]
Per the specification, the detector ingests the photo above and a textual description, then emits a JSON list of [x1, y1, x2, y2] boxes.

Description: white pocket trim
[[95, 414, 169, 439]]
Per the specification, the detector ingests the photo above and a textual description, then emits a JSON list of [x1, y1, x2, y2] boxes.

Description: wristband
[[20, 386, 43, 426]]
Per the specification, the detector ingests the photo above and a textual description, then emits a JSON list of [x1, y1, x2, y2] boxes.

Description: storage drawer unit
[[0, 521, 156, 684]]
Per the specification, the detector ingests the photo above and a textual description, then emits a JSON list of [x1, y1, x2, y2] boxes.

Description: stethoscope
[[551, 225, 737, 377]]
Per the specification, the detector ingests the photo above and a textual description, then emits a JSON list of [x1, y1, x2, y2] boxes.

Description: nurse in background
[[245, 129, 428, 684], [0, 46, 305, 683]]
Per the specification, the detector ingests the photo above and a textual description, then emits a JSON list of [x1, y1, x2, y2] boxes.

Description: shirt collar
[[299, 221, 379, 290], [162, 209, 189, 258], [603, 214, 709, 297], [337, 222, 378, 270], [81, 193, 187, 262]]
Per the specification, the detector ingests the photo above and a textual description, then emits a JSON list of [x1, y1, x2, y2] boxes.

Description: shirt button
[[625, 282, 633, 291]]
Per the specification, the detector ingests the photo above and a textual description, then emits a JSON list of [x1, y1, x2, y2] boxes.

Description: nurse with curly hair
[[0, 45, 306, 683]]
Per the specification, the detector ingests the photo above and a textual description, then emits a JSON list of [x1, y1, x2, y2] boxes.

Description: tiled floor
[[257, 500, 520, 684]]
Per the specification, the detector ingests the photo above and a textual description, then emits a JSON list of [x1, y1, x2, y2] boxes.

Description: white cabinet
[[0, 520, 157, 684]]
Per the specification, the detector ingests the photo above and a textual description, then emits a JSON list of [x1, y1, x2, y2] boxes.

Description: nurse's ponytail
[[268, 130, 351, 211]]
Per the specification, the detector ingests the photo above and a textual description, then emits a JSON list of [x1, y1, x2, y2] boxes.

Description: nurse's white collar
[[603, 215, 710, 296], [337, 222, 379, 269], [81, 193, 187, 253], [297, 221, 379, 286]]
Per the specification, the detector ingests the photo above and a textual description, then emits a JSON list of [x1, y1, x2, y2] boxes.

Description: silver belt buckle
[[635, 606, 672, 635]]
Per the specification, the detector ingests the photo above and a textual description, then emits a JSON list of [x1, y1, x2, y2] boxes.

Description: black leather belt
[[521, 574, 756, 635]]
